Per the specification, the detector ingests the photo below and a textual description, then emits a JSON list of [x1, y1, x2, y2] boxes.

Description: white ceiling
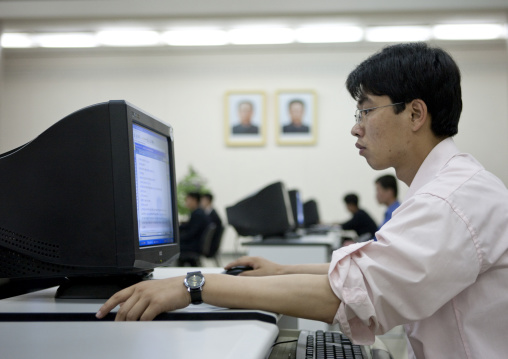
[[1, 0, 507, 33], [1, 0, 508, 19]]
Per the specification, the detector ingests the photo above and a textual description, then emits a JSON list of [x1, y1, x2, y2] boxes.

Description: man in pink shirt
[[97, 43, 508, 358]]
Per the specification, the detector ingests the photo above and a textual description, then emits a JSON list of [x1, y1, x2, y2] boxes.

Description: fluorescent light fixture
[[34, 33, 97, 48], [96, 30, 161, 47], [1, 33, 33, 48], [162, 29, 228, 46], [295, 25, 363, 43], [433, 24, 506, 40], [228, 27, 295, 45], [366, 26, 432, 42]]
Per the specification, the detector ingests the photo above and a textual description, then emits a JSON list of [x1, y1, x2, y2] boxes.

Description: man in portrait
[[282, 99, 310, 133], [232, 100, 259, 134]]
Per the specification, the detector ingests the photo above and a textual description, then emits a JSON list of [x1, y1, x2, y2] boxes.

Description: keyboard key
[[296, 330, 365, 359]]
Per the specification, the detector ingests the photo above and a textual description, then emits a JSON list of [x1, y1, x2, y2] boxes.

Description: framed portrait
[[276, 90, 317, 145], [224, 91, 266, 147]]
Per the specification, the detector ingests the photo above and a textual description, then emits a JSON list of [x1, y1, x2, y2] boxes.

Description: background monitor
[[226, 181, 295, 239], [303, 199, 320, 227], [288, 189, 305, 230], [0, 100, 180, 298]]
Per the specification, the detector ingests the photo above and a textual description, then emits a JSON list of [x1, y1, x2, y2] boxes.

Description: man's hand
[[224, 256, 283, 276], [96, 276, 189, 321], [225, 256, 330, 276]]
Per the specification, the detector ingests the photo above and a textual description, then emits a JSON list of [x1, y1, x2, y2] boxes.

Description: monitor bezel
[[110, 101, 180, 269]]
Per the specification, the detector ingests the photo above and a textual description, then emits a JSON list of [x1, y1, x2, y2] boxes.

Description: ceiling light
[[1, 33, 33, 48], [96, 30, 161, 47], [433, 24, 506, 40], [162, 29, 228, 46], [366, 26, 432, 42], [34, 33, 97, 48], [295, 25, 363, 43], [228, 27, 295, 45]]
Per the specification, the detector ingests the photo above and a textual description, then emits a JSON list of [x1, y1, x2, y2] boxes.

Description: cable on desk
[[270, 339, 298, 348]]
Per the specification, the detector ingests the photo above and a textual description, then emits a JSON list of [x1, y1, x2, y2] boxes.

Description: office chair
[[178, 223, 217, 267], [201, 224, 224, 267]]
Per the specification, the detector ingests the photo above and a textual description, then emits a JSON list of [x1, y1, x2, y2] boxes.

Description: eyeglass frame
[[354, 102, 405, 125]]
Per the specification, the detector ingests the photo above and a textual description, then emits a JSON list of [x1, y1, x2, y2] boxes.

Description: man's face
[[345, 203, 356, 214], [351, 94, 411, 172], [375, 183, 390, 206], [289, 102, 304, 124], [200, 197, 210, 208], [238, 103, 253, 125], [185, 196, 198, 210]]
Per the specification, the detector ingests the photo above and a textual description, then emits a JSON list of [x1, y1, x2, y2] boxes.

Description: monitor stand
[[55, 271, 154, 299]]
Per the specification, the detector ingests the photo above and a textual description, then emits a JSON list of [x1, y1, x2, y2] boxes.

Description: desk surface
[[2, 320, 278, 359], [242, 231, 341, 247], [0, 267, 280, 359]]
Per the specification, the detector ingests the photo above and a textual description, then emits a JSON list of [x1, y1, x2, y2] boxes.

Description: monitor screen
[[132, 124, 175, 248], [288, 189, 305, 229]]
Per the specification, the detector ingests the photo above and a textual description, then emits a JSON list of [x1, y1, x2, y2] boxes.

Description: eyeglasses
[[354, 102, 404, 125]]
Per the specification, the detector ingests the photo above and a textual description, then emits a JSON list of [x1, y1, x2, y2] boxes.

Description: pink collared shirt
[[328, 138, 508, 358]]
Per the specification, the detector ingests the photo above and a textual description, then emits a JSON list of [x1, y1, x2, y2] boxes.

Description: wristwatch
[[183, 271, 205, 305]]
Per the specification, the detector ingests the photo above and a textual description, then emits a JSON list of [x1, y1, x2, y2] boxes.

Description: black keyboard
[[296, 330, 368, 359]]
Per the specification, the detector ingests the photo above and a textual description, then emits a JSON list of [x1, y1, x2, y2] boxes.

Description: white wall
[[1, 42, 507, 252]]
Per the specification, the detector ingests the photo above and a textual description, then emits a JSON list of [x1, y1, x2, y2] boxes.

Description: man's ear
[[409, 99, 429, 132]]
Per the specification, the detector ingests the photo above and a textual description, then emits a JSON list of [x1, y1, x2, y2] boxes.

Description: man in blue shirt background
[[375, 174, 400, 229]]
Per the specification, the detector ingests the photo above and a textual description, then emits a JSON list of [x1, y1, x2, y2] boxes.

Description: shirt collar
[[404, 137, 460, 201]]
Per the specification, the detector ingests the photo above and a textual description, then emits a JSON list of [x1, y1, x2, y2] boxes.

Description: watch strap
[[188, 288, 203, 305]]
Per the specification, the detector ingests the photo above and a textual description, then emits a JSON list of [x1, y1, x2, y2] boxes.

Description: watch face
[[185, 272, 205, 289], [187, 275, 202, 287]]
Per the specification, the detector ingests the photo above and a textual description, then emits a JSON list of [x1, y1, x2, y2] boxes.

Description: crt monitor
[[303, 199, 320, 227], [288, 189, 305, 229], [0, 100, 179, 298], [226, 181, 295, 239]]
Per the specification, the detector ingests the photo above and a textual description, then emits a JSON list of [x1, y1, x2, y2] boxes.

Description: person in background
[[340, 193, 378, 242], [374, 174, 400, 229], [201, 192, 224, 256], [201, 193, 222, 230], [97, 43, 508, 359], [178, 192, 210, 266]]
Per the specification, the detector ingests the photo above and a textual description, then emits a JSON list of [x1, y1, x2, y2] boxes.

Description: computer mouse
[[223, 265, 254, 276]]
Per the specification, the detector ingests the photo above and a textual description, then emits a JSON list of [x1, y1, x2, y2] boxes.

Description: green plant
[[176, 165, 210, 216]]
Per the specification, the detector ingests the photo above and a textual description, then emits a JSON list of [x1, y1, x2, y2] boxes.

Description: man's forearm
[[202, 273, 340, 323], [278, 263, 330, 275]]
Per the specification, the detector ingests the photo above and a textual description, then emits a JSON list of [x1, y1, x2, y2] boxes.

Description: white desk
[[0, 267, 280, 359], [242, 231, 341, 265]]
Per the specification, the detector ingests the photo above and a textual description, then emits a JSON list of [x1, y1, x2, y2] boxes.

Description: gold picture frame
[[224, 91, 266, 147], [276, 90, 317, 146]]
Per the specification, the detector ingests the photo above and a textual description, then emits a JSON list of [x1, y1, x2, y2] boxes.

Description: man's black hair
[[376, 175, 398, 198], [346, 42, 462, 137], [344, 193, 359, 206], [202, 193, 213, 201], [186, 192, 202, 202]]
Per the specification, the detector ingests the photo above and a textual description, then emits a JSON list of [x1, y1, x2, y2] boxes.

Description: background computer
[[303, 199, 334, 235], [303, 199, 320, 227], [288, 189, 305, 231], [0, 100, 180, 298], [226, 181, 295, 239]]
